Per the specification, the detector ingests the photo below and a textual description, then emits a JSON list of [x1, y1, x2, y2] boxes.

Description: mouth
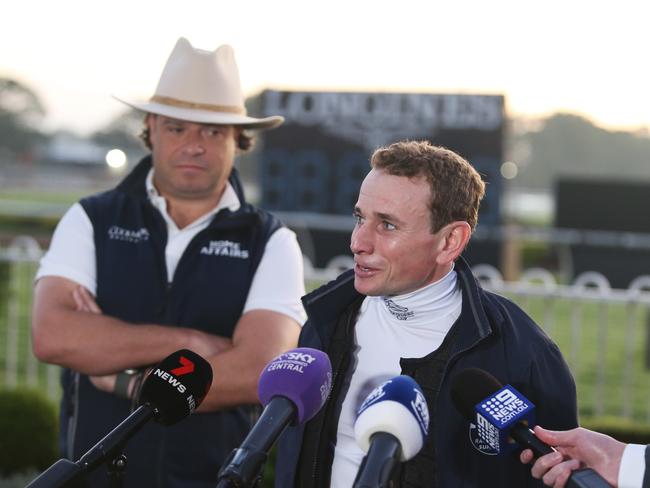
[[354, 262, 379, 277], [176, 163, 205, 171]]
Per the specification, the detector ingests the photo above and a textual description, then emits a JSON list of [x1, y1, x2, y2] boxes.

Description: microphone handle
[[242, 396, 296, 454], [25, 459, 83, 488], [217, 397, 295, 487], [510, 423, 555, 456], [26, 404, 156, 488], [510, 424, 612, 488], [77, 404, 155, 472], [353, 432, 401, 488], [567, 468, 613, 488]]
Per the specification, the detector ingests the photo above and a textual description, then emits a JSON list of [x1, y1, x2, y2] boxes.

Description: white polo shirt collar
[[145, 168, 241, 232]]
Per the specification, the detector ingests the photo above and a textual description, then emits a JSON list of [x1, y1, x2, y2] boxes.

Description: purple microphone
[[258, 347, 332, 424], [217, 347, 332, 487]]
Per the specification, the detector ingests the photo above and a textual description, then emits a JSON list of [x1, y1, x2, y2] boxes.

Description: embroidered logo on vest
[[382, 297, 414, 320], [200, 240, 250, 259], [108, 226, 150, 243]]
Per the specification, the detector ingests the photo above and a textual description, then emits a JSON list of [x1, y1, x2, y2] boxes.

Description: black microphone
[[450, 368, 612, 488], [217, 347, 332, 488], [26, 349, 213, 488]]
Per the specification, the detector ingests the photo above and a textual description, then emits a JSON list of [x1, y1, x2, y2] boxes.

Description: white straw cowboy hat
[[114, 37, 283, 130]]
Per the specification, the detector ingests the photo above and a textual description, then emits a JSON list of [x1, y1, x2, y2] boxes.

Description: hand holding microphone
[[26, 349, 213, 488], [450, 368, 612, 488], [352, 375, 429, 488], [216, 347, 332, 488]]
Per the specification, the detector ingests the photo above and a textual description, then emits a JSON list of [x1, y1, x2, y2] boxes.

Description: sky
[[2, 0, 649, 135]]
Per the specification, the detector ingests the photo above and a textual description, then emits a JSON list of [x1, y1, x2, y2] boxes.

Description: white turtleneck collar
[[364, 264, 460, 329]]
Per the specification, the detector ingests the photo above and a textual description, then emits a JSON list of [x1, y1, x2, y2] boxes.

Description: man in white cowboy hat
[[31, 37, 305, 487]]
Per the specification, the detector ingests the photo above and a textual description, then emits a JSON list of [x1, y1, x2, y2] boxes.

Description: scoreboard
[[253, 90, 505, 268]]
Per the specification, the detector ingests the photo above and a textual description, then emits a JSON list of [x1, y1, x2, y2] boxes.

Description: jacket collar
[[446, 256, 496, 356], [302, 256, 500, 351]]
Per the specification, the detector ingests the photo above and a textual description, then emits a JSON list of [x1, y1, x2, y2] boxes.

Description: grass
[[0, 260, 61, 399], [0, 469, 41, 487], [0, 189, 89, 204], [0, 189, 92, 228], [2, 238, 650, 425], [510, 293, 650, 422]]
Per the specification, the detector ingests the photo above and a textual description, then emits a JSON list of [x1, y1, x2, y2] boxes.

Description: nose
[[182, 129, 206, 155], [350, 223, 373, 255]]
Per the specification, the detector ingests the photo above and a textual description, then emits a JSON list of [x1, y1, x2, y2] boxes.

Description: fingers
[[530, 451, 564, 479], [72, 286, 102, 314], [542, 459, 581, 488], [520, 449, 535, 464], [190, 330, 233, 358], [522, 429, 585, 488], [533, 426, 581, 449], [533, 426, 563, 445], [72, 287, 85, 311], [528, 450, 581, 488], [209, 335, 233, 354], [89, 374, 117, 392]]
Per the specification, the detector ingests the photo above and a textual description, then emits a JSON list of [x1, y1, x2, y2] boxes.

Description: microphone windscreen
[[140, 349, 213, 425], [450, 368, 540, 456], [354, 374, 394, 412], [257, 347, 332, 424], [354, 375, 429, 461], [450, 368, 503, 421]]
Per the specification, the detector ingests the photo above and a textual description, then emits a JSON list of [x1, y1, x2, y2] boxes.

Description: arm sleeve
[[521, 343, 578, 488], [528, 342, 579, 431], [618, 443, 646, 488], [242, 227, 307, 325], [34, 202, 97, 295], [619, 443, 646, 488], [645, 444, 650, 488]]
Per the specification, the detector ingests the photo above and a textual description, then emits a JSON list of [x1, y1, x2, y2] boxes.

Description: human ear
[[436, 221, 472, 264]]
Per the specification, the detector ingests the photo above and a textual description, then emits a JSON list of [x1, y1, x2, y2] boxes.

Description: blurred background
[[2, 0, 650, 483]]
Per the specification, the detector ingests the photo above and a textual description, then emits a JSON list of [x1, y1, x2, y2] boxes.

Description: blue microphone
[[353, 375, 429, 488], [475, 384, 537, 455], [451, 368, 612, 488]]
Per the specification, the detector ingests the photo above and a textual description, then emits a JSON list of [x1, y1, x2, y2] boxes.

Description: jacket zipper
[[309, 307, 357, 487]]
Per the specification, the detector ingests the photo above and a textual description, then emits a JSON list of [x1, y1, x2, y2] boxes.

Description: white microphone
[[353, 375, 429, 488]]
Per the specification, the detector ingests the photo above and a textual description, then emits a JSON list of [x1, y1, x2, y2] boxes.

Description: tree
[[0, 78, 48, 158], [512, 113, 650, 191], [90, 107, 145, 154]]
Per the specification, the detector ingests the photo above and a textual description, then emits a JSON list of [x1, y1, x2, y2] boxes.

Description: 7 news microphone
[[26, 349, 213, 488], [216, 347, 332, 488], [353, 375, 429, 488], [450, 367, 612, 488]]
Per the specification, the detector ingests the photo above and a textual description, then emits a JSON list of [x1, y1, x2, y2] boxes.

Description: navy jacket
[[60, 157, 281, 487], [276, 257, 578, 487]]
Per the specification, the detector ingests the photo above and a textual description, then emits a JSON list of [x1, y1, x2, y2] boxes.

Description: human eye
[[352, 211, 364, 225], [166, 124, 184, 134], [204, 126, 225, 137], [382, 221, 397, 231]]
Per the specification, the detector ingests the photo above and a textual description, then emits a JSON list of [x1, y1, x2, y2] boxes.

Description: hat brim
[[113, 95, 284, 130]]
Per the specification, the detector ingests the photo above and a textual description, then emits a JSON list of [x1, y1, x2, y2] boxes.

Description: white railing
[[3, 238, 650, 422], [0, 236, 60, 400], [473, 264, 650, 422]]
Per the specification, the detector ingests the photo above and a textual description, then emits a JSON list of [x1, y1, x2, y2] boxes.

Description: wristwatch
[[114, 368, 138, 399]]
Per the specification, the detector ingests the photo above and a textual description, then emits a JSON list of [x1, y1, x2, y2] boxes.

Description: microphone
[[450, 368, 612, 488], [217, 347, 332, 488], [352, 375, 429, 488], [26, 349, 213, 488]]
